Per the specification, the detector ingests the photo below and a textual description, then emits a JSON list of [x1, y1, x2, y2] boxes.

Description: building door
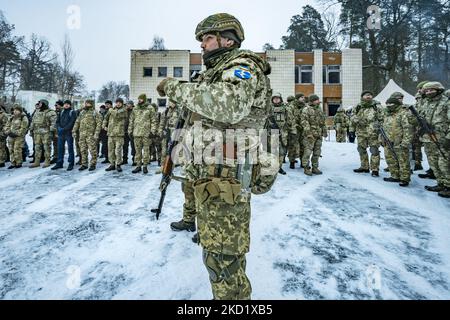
[[328, 103, 341, 116]]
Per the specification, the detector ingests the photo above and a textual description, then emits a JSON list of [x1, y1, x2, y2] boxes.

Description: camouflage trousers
[[412, 137, 423, 165], [0, 138, 6, 164], [8, 137, 24, 166], [302, 136, 322, 169], [288, 134, 303, 162], [385, 146, 411, 182], [160, 136, 169, 161], [336, 128, 347, 143], [108, 136, 124, 166], [34, 133, 52, 165], [79, 135, 98, 166], [424, 142, 450, 187], [193, 169, 252, 300], [182, 180, 196, 223], [150, 136, 161, 162], [134, 136, 150, 166], [203, 250, 251, 300], [357, 135, 380, 171], [52, 133, 58, 160]]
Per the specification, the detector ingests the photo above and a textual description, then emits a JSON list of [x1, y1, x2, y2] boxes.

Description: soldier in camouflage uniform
[[272, 93, 288, 175], [4, 105, 28, 169], [382, 98, 413, 187], [128, 94, 157, 175], [301, 94, 327, 176], [0, 106, 8, 167], [103, 98, 127, 173], [419, 82, 450, 198], [350, 91, 384, 177], [150, 103, 161, 164], [29, 99, 57, 168], [333, 106, 349, 143], [123, 101, 136, 165], [288, 93, 306, 169], [157, 13, 273, 300], [72, 100, 102, 171]]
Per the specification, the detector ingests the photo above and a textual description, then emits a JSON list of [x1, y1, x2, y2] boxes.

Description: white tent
[[374, 79, 416, 105]]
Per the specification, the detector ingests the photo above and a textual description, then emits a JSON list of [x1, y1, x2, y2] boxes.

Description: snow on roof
[[374, 79, 416, 105]]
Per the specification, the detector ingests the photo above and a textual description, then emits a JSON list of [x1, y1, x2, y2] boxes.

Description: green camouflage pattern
[[0, 109, 8, 164], [73, 105, 102, 167], [334, 108, 349, 143], [383, 105, 413, 182], [163, 47, 272, 300], [5, 114, 28, 166], [301, 102, 326, 169], [351, 100, 384, 171]]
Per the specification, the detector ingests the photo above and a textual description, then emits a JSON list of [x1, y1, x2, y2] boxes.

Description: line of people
[[0, 95, 181, 174]]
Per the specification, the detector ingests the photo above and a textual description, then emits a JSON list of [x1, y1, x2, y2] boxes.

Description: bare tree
[[59, 33, 75, 98], [150, 35, 166, 50]]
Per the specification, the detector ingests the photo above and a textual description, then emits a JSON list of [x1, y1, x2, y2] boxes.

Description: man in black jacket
[[52, 100, 77, 171]]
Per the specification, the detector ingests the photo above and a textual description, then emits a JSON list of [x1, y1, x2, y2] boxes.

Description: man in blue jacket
[[52, 100, 77, 171]]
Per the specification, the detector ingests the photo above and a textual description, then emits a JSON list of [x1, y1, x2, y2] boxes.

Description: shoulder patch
[[234, 68, 252, 80]]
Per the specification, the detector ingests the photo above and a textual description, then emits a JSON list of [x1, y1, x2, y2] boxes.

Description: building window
[[158, 67, 167, 77], [296, 65, 313, 84], [143, 67, 152, 77], [328, 103, 341, 116], [174, 67, 183, 78], [190, 64, 202, 82], [157, 98, 167, 107], [323, 65, 341, 84]]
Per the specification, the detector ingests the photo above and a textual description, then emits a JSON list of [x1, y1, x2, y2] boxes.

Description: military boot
[[67, 163, 74, 171], [371, 171, 379, 177], [116, 165, 123, 173], [414, 163, 423, 171], [278, 168, 286, 175], [419, 170, 436, 179], [312, 168, 323, 175], [170, 220, 196, 232], [132, 166, 142, 174], [383, 167, 390, 172], [105, 165, 116, 172], [88, 165, 96, 171], [192, 232, 199, 244], [425, 184, 444, 192], [399, 181, 409, 187], [290, 162, 295, 169], [304, 167, 312, 176], [143, 166, 148, 174], [29, 161, 40, 168], [354, 168, 370, 173], [42, 161, 51, 168], [383, 177, 400, 183], [79, 165, 88, 171], [438, 188, 450, 198]]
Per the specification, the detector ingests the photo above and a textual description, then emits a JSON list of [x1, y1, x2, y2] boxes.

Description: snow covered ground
[[1, 132, 449, 300]]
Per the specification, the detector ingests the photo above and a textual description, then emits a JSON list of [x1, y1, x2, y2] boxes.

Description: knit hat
[[55, 100, 64, 107], [63, 100, 72, 106], [361, 90, 374, 98], [138, 94, 147, 102], [309, 94, 320, 103], [115, 98, 124, 104], [295, 93, 305, 99], [390, 92, 404, 99]]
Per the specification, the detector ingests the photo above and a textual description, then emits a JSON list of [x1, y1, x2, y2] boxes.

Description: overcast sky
[[1, 0, 335, 91]]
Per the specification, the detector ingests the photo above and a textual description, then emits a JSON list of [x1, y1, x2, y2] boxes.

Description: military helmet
[[13, 104, 23, 112], [422, 81, 445, 91], [39, 99, 49, 107], [390, 92, 404, 99], [295, 93, 305, 99], [195, 13, 245, 43], [309, 94, 320, 102], [417, 81, 429, 90]]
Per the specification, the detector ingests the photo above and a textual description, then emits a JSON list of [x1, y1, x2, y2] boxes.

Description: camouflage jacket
[[5, 114, 29, 138], [0, 111, 8, 139], [103, 106, 127, 137], [350, 100, 384, 137], [333, 110, 349, 129], [30, 108, 56, 134], [73, 106, 102, 138], [287, 101, 305, 136], [383, 106, 413, 148], [419, 93, 450, 142], [158, 105, 180, 137], [128, 103, 157, 137], [272, 103, 289, 132], [301, 103, 327, 138]]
